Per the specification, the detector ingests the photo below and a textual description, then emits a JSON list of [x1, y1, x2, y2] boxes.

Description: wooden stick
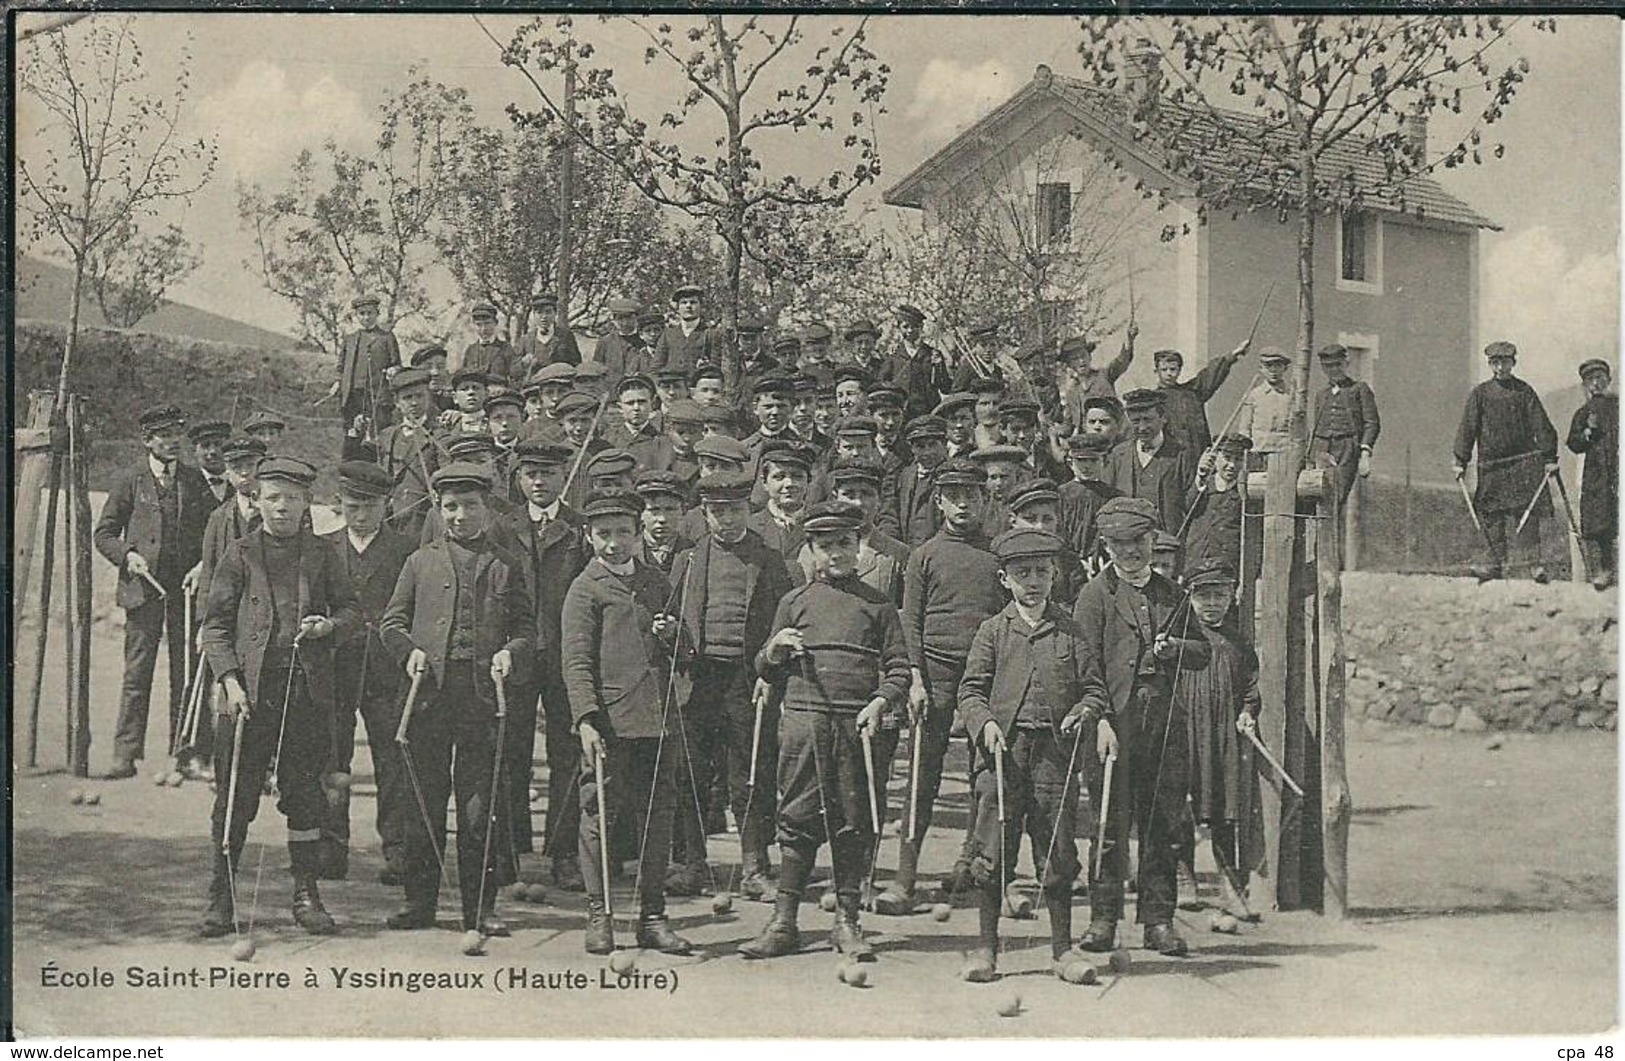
[[1244, 727, 1305, 797], [993, 743, 1006, 826], [1456, 474, 1491, 544], [1093, 753, 1115, 881], [394, 668, 425, 745], [68, 400, 94, 777], [907, 717, 923, 842], [183, 586, 195, 692], [140, 570, 168, 599], [1244, 281, 1276, 349], [1547, 469, 1592, 581], [222, 712, 248, 855], [861, 730, 881, 836], [747, 695, 765, 790], [1512, 473, 1550, 538], [594, 742, 614, 922], [26, 451, 64, 770]]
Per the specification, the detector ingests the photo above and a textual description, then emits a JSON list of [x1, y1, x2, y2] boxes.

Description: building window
[[1336, 209, 1383, 294], [1036, 182, 1073, 248]]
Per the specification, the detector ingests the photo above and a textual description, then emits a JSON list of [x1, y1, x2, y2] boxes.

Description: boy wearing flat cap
[[375, 367, 440, 541], [882, 415, 948, 542], [381, 462, 533, 935], [243, 410, 287, 451], [564, 488, 695, 956], [1006, 478, 1082, 607], [95, 405, 213, 779], [956, 527, 1098, 982], [747, 439, 815, 566], [1183, 433, 1252, 572], [1567, 358, 1618, 588], [595, 298, 650, 383], [1152, 336, 1251, 456], [462, 302, 515, 383], [740, 499, 911, 960], [1070, 496, 1212, 957], [514, 291, 582, 378], [320, 460, 418, 883], [198, 457, 362, 937], [1059, 432, 1122, 583], [881, 303, 951, 420], [188, 420, 234, 506], [330, 295, 401, 453], [441, 368, 493, 442]]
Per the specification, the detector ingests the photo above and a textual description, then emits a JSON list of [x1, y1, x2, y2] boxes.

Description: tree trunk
[[1290, 152, 1316, 445], [55, 253, 87, 413], [712, 14, 745, 403]]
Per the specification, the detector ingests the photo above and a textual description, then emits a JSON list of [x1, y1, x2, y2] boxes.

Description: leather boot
[[200, 849, 238, 938], [320, 837, 350, 881], [551, 855, 586, 892], [739, 819, 776, 902], [1176, 859, 1202, 910], [1046, 892, 1074, 961], [1078, 918, 1117, 952], [584, 896, 615, 955], [832, 897, 875, 963], [290, 841, 337, 934], [959, 885, 1000, 982], [386, 864, 438, 930], [739, 845, 809, 959], [1144, 921, 1189, 956], [872, 838, 919, 915], [636, 913, 694, 955], [830, 836, 874, 961], [478, 896, 510, 938]]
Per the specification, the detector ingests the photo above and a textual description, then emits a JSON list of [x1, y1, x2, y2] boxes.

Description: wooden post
[[1255, 450, 1296, 911], [69, 397, 94, 776], [1345, 474, 1364, 571], [1401, 444, 1414, 571], [14, 392, 55, 659], [1318, 480, 1351, 918], [24, 442, 65, 772], [64, 401, 80, 769]]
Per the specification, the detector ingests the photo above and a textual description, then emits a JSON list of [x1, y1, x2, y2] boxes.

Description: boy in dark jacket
[[197, 457, 361, 937], [380, 462, 533, 935], [563, 488, 694, 956], [740, 500, 911, 961]]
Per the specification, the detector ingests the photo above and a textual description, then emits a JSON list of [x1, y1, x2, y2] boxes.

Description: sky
[[13, 12, 1621, 394]]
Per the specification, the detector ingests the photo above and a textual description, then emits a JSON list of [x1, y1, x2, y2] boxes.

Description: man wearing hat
[[1183, 433, 1251, 571], [881, 415, 947, 542], [486, 391, 527, 500], [748, 439, 816, 565], [969, 443, 1030, 539], [462, 302, 515, 383], [1057, 330, 1135, 430], [372, 368, 441, 540], [409, 344, 453, 413], [1070, 495, 1213, 957], [666, 470, 796, 900], [94, 405, 214, 779], [595, 298, 649, 382], [515, 292, 582, 378], [653, 283, 719, 372], [1107, 388, 1193, 534], [1059, 432, 1122, 580], [1152, 336, 1251, 456], [798, 321, 835, 370], [934, 392, 978, 459], [845, 319, 884, 375], [320, 460, 418, 883], [187, 420, 234, 506], [329, 295, 401, 450], [881, 303, 950, 421], [999, 398, 1068, 484], [740, 499, 912, 961], [1310, 343, 1381, 508], [243, 409, 288, 451], [198, 456, 362, 937], [1453, 341, 1559, 581], [1567, 358, 1617, 588], [495, 439, 591, 891], [1235, 346, 1297, 458]]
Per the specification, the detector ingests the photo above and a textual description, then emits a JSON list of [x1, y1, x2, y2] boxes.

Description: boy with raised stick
[[667, 470, 796, 902], [375, 367, 440, 541], [1070, 496, 1212, 957], [564, 488, 695, 956], [872, 457, 1005, 915], [955, 528, 1099, 982], [197, 456, 361, 938], [319, 460, 418, 884], [380, 462, 532, 936], [740, 499, 912, 960]]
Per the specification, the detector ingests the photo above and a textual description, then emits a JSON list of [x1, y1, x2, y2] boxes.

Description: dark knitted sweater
[[901, 525, 1004, 668], [756, 576, 911, 714]]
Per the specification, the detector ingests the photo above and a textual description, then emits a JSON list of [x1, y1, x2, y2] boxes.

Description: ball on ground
[[460, 930, 486, 956], [165, 771, 185, 788], [995, 992, 1023, 1017], [930, 902, 951, 922], [231, 937, 256, 962], [1007, 891, 1033, 917], [819, 891, 838, 912], [85, 792, 101, 806], [842, 963, 870, 988], [1108, 949, 1132, 974], [1213, 913, 1239, 934], [608, 950, 636, 975], [711, 892, 733, 915], [1060, 961, 1098, 985], [152, 772, 169, 786], [69, 789, 85, 805]]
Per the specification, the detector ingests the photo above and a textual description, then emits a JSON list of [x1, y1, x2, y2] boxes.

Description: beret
[[409, 344, 448, 366], [607, 297, 641, 315], [530, 362, 578, 387], [758, 439, 816, 472], [968, 320, 999, 339], [351, 295, 380, 309], [243, 410, 286, 430], [1006, 477, 1060, 512], [1082, 395, 1124, 418], [445, 435, 498, 461], [969, 444, 1027, 465], [752, 373, 795, 398], [967, 375, 1006, 395], [222, 436, 268, 462], [1183, 555, 1238, 589], [470, 302, 498, 320], [1120, 388, 1165, 412], [255, 455, 318, 487], [530, 291, 557, 308], [391, 367, 432, 392], [634, 469, 687, 500], [484, 392, 524, 414], [637, 310, 666, 329], [1066, 432, 1116, 456], [933, 392, 977, 417], [865, 385, 907, 410], [998, 398, 1040, 422], [1212, 433, 1254, 457], [672, 283, 704, 300], [992, 528, 1064, 563], [1153, 530, 1183, 554], [431, 461, 492, 493], [513, 439, 573, 467], [1579, 358, 1613, 380], [931, 457, 986, 489], [618, 373, 657, 396], [554, 392, 600, 418], [1057, 335, 1098, 361], [451, 367, 495, 388], [895, 303, 926, 324], [187, 419, 231, 443], [1152, 348, 1185, 365], [844, 319, 880, 340], [1258, 346, 1291, 364], [663, 399, 705, 426], [1096, 496, 1159, 538], [802, 499, 864, 535], [699, 404, 738, 427], [835, 413, 879, 437], [772, 335, 803, 354], [693, 435, 750, 464], [697, 469, 754, 503], [336, 460, 392, 498], [1483, 340, 1518, 361], [800, 322, 833, 342], [833, 366, 871, 388], [829, 460, 884, 489], [581, 487, 643, 521], [139, 405, 186, 432], [586, 448, 638, 478], [904, 414, 948, 441]]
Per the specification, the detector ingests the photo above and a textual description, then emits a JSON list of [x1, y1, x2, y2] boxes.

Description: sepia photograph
[[8, 7, 1620, 1042]]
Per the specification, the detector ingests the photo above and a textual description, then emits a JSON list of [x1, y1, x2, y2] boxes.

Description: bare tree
[[86, 220, 201, 328]]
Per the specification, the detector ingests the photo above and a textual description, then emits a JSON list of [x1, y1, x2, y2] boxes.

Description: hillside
[[14, 255, 300, 350]]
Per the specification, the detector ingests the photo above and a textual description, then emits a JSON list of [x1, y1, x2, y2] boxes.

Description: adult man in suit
[[374, 367, 441, 541], [883, 304, 951, 420], [462, 302, 516, 383], [652, 283, 720, 372], [594, 298, 649, 383], [1310, 343, 1381, 508], [94, 405, 214, 779], [328, 295, 401, 456], [514, 291, 582, 377], [1107, 389, 1194, 534]]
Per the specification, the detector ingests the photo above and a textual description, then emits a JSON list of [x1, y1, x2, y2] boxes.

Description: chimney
[[1404, 102, 1429, 165], [1124, 38, 1163, 114]]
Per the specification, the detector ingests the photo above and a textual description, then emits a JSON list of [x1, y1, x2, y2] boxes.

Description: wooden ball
[[930, 902, 952, 922], [819, 891, 838, 912], [231, 937, 256, 962], [609, 950, 636, 975], [460, 930, 486, 956], [995, 992, 1023, 1017]]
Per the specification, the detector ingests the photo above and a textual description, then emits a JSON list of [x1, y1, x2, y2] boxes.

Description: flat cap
[[445, 435, 498, 461], [188, 419, 232, 444], [735, 317, 766, 334], [1258, 346, 1291, 364], [514, 439, 573, 467], [581, 487, 643, 521], [409, 344, 448, 366], [833, 366, 872, 388], [968, 320, 1000, 339], [752, 373, 795, 398], [336, 460, 392, 498], [663, 398, 705, 426], [484, 392, 524, 414], [904, 414, 948, 441], [222, 436, 268, 462], [791, 371, 822, 395], [351, 295, 380, 310], [586, 448, 638, 479], [431, 461, 492, 493], [554, 392, 600, 418], [634, 469, 687, 501], [802, 499, 864, 535], [391, 367, 432, 392], [1152, 348, 1185, 366], [637, 310, 666, 329], [693, 435, 750, 465], [697, 469, 754, 503], [1096, 496, 1159, 539], [1120, 388, 1165, 412], [618, 373, 657, 396], [672, 282, 705, 301], [607, 297, 641, 315], [689, 363, 725, 384], [992, 528, 1063, 563], [931, 457, 986, 489], [243, 410, 286, 431], [800, 322, 833, 342], [470, 302, 498, 321], [969, 444, 1027, 465], [1579, 358, 1613, 380], [1183, 555, 1238, 589], [139, 405, 186, 433], [1007, 477, 1060, 512], [1212, 433, 1254, 457], [1153, 530, 1183, 555], [835, 413, 879, 438], [530, 291, 557, 309], [895, 303, 926, 324], [1319, 343, 1352, 362], [967, 375, 1006, 395], [1057, 335, 1098, 361], [757, 439, 817, 472], [573, 361, 609, 382], [1066, 432, 1116, 456], [844, 319, 880, 340], [451, 367, 496, 388], [653, 366, 691, 384], [933, 393, 977, 418], [998, 398, 1040, 423], [1082, 396, 1123, 418], [699, 404, 738, 428], [255, 455, 318, 487], [828, 460, 883, 489], [772, 335, 803, 355], [1483, 340, 1518, 361], [865, 384, 907, 411]]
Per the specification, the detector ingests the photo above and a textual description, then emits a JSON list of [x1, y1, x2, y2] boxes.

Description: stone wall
[[1343, 573, 1617, 732]]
